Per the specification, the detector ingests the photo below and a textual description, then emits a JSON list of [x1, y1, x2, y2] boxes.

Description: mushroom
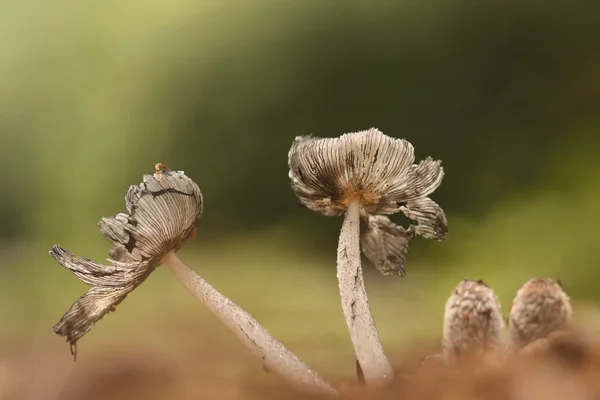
[[442, 279, 505, 361], [50, 164, 337, 397], [508, 278, 572, 351], [288, 128, 448, 384]]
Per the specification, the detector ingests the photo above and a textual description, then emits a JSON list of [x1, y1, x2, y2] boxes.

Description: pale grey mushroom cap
[[508, 278, 572, 350], [50, 169, 203, 356], [100, 170, 203, 262], [288, 128, 447, 240]]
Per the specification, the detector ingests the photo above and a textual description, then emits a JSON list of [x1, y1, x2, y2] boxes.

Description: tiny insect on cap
[[105, 169, 203, 262], [288, 128, 447, 240]]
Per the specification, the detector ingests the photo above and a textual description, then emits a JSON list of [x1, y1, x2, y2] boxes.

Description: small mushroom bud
[[288, 128, 447, 385], [442, 279, 505, 361], [50, 165, 337, 397], [508, 278, 572, 351]]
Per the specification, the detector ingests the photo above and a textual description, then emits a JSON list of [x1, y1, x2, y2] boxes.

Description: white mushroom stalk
[[508, 277, 572, 351], [162, 251, 336, 396], [442, 279, 505, 362], [49, 164, 337, 397], [288, 128, 448, 385]]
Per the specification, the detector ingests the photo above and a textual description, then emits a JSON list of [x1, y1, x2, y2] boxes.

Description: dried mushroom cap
[[360, 215, 411, 276], [100, 170, 203, 263], [288, 128, 447, 240], [50, 168, 203, 357], [399, 196, 447, 240], [50, 245, 154, 355]]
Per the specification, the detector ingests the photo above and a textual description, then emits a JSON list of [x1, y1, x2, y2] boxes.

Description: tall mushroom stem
[[336, 199, 393, 385], [162, 251, 338, 397]]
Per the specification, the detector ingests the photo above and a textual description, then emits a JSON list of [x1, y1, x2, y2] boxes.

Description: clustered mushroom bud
[[442, 279, 505, 361], [508, 278, 572, 351], [288, 128, 447, 384], [50, 164, 336, 397]]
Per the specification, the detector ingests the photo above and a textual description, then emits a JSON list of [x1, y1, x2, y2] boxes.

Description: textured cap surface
[[288, 128, 447, 239], [50, 168, 203, 357], [442, 279, 505, 359], [509, 278, 572, 350]]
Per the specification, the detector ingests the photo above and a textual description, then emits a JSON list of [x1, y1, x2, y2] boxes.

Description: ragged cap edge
[[49, 244, 157, 343], [51, 272, 153, 360], [360, 215, 411, 277], [49, 165, 203, 358], [287, 128, 420, 217], [288, 128, 449, 237]]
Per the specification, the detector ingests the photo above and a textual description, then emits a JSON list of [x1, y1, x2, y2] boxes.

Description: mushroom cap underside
[[288, 128, 448, 240]]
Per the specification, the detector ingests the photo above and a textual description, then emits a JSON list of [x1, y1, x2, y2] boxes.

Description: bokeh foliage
[[1, 0, 600, 360]]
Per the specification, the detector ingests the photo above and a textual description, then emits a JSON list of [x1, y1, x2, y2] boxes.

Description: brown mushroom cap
[[288, 128, 447, 240]]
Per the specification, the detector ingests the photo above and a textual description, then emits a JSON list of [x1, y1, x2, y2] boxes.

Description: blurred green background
[[1, 1, 600, 398]]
